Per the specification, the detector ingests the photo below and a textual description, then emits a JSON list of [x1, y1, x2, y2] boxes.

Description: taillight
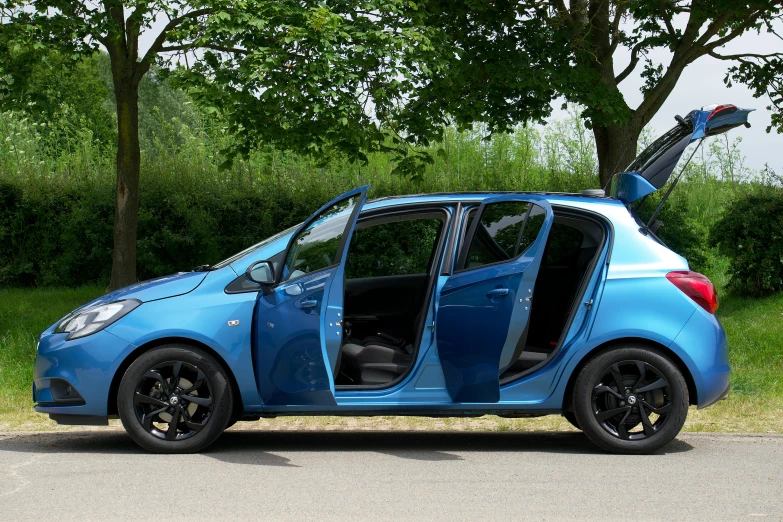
[[666, 271, 719, 314]]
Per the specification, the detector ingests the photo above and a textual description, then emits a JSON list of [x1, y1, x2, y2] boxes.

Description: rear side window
[[346, 217, 443, 279], [460, 201, 546, 270]]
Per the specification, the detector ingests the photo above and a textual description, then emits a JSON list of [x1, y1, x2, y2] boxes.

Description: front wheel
[[572, 345, 689, 455], [118, 345, 233, 453]]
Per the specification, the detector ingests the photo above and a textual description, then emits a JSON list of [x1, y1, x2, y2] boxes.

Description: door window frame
[[275, 188, 368, 286], [453, 200, 548, 274], [334, 203, 454, 392]]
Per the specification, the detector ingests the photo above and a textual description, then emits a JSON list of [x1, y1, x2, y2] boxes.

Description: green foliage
[[346, 218, 442, 279], [710, 190, 783, 297]]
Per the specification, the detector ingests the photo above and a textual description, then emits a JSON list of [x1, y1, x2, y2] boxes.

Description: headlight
[[54, 299, 141, 340]]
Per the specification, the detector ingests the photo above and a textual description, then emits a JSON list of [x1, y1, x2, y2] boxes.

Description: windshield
[[211, 224, 300, 270]]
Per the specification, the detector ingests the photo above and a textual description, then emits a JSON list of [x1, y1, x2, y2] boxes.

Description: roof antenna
[[646, 139, 704, 229]]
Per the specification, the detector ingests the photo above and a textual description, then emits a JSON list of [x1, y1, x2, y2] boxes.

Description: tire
[[563, 410, 581, 431], [118, 344, 233, 453], [572, 345, 689, 455]]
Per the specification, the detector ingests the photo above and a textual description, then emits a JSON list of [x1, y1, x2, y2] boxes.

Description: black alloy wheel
[[118, 345, 233, 453], [591, 361, 672, 440], [133, 361, 214, 441], [572, 346, 688, 454]]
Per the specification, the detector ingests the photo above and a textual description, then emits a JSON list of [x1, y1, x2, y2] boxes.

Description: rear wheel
[[118, 345, 233, 453], [572, 345, 688, 454]]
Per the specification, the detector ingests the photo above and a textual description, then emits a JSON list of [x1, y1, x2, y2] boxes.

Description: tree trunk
[[593, 123, 642, 189], [107, 78, 141, 291]]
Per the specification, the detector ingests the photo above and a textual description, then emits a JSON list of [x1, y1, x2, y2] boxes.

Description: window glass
[[212, 224, 299, 269], [462, 201, 546, 269], [283, 196, 358, 281], [518, 204, 546, 254], [345, 217, 443, 279]]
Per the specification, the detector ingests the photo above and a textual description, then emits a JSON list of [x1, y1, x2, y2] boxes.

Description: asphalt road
[[0, 429, 781, 521]]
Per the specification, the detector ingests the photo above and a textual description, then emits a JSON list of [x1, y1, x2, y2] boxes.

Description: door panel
[[255, 269, 336, 405], [254, 186, 368, 406], [436, 197, 553, 403]]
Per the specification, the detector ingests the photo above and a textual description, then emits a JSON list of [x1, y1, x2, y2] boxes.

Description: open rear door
[[254, 186, 368, 406], [436, 196, 554, 403]]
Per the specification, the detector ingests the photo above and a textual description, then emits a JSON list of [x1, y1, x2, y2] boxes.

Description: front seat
[[346, 308, 426, 356], [338, 343, 413, 385]]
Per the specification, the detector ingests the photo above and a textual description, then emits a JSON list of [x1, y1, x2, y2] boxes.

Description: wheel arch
[[561, 337, 698, 412], [107, 336, 244, 421]]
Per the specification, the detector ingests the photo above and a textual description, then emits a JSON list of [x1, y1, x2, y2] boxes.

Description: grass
[[0, 286, 781, 433]]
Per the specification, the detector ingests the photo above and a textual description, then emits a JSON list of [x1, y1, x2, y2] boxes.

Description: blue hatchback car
[[34, 105, 749, 454]]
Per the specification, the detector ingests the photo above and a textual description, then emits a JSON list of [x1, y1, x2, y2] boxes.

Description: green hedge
[[0, 177, 343, 287], [710, 190, 783, 297]]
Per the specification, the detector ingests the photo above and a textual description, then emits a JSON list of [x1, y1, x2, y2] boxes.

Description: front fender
[[107, 273, 263, 411]]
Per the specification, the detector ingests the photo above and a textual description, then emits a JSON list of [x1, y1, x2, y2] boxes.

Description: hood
[[77, 271, 208, 310], [610, 104, 754, 204]]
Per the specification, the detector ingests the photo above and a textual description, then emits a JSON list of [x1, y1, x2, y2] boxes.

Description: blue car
[[34, 105, 749, 454]]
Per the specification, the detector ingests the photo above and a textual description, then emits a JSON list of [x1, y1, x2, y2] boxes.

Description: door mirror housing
[[245, 260, 275, 285]]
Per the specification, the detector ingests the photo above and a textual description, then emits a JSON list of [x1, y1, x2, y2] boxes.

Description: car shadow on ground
[[0, 429, 694, 465]]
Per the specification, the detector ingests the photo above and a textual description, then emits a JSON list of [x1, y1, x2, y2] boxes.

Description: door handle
[[486, 288, 509, 298], [300, 299, 318, 309]]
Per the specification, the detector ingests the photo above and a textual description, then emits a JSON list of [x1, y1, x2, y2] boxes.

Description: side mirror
[[245, 260, 275, 285]]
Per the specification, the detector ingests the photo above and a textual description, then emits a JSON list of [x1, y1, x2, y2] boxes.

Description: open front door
[[254, 186, 368, 406], [436, 196, 554, 403]]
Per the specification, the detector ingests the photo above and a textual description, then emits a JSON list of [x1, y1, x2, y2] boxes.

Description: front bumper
[[33, 329, 136, 419]]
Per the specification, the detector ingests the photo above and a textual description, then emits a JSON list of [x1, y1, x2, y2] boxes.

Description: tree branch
[[615, 38, 650, 84], [160, 43, 249, 55], [708, 50, 782, 61], [140, 8, 215, 66], [608, 2, 629, 54]]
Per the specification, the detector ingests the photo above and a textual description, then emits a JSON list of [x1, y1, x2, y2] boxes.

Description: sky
[[137, 14, 782, 174]]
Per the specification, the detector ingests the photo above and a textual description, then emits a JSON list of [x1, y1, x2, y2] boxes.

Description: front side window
[[283, 195, 359, 281], [461, 201, 546, 270]]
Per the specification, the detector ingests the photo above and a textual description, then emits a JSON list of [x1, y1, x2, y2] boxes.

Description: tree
[[1, 0, 435, 289], [395, 1, 783, 187]]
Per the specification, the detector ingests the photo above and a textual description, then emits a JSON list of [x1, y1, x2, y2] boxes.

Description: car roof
[[362, 191, 624, 211]]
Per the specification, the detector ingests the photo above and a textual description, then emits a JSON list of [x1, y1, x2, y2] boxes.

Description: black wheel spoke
[[134, 392, 167, 408], [169, 361, 182, 390], [182, 394, 212, 407], [635, 378, 667, 393], [166, 409, 180, 440], [594, 385, 624, 400], [609, 364, 626, 392], [142, 406, 167, 431], [633, 361, 647, 389], [181, 410, 207, 432], [595, 406, 630, 422], [640, 399, 672, 415], [144, 370, 170, 394], [638, 403, 656, 437], [616, 409, 632, 439], [182, 370, 206, 394]]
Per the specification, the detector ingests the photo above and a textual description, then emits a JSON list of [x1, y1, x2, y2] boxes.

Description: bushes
[[710, 190, 783, 297], [0, 176, 343, 287]]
